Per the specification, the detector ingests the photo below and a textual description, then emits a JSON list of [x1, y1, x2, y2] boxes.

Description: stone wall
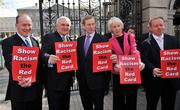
[[142, 0, 176, 35]]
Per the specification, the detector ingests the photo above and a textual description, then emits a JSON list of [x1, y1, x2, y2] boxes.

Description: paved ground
[[0, 68, 161, 110]]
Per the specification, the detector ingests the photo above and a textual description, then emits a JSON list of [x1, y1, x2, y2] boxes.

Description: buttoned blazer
[[2, 33, 43, 101], [76, 33, 109, 90]]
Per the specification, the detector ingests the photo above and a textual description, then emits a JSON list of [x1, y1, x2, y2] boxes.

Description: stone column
[[167, 10, 176, 35], [142, 0, 175, 35]]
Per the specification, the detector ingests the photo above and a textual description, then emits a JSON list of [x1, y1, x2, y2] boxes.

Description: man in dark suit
[[140, 16, 180, 110], [41, 16, 74, 110], [2, 14, 43, 110], [76, 15, 108, 110]]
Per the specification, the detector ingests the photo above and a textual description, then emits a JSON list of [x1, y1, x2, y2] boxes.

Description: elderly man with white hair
[[41, 16, 74, 110]]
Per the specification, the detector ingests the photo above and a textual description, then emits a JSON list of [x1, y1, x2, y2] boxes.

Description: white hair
[[56, 16, 71, 26], [107, 17, 124, 32]]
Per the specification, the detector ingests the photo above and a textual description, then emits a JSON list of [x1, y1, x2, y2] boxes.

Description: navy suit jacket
[[140, 34, 180, 89], [2, 34, 43, 101], [41, 31, 74, 91], [76, 33, 109, 90]]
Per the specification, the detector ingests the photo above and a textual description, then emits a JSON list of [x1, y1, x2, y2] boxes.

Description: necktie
[[62, 36, 65, 41], [25, 39, 31, 47], [84, 36, 91, 56], [62, 36, 68, 42]]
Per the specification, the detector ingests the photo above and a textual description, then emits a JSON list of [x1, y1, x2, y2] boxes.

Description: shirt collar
[[152, 33, 164, 40], [17, 32, 31, 41], [86, 32, 95, 38], [60, 34, 70, 37]]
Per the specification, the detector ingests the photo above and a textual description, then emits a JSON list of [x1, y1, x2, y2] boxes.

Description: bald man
[[2, 14, 43, 110], [41, 16, 74, 110]]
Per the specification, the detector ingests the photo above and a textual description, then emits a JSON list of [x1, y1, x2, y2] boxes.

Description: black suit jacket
[[2, 34, 43, 101], [140, 34, 180, 89], [76, 33, 108, 90], [41, 31, 74, 91], [137, 32, 151, 50]]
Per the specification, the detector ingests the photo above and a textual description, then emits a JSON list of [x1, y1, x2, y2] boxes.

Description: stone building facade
[[0, 0, 179, 37], [0, 17, 16, 38], [142, 0, 180, 35]]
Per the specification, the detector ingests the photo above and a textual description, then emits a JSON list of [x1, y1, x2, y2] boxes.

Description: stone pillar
[[167, 10, 176, 35], [142, 0, 175, 35]]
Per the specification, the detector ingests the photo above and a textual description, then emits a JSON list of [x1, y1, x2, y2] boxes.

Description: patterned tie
[[25, 39, 31, 47], [62, 36, 66, 41], [84, 35, 91, 56]]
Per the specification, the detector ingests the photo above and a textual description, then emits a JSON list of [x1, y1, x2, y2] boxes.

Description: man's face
[[149, 18, 165, 36], [56, 19, 71, 36], [83, 18, 96, 34], [16, 16, 32, 37]]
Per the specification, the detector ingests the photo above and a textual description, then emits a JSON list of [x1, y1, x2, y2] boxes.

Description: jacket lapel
[[109, 35, 123, 55], [150, 35, 161, 52], [82, 35, 86, 57], [164, 34, 168, 49], [30, 37, 38, 47], [14, 34, 27, 46], [54, 31, 64, 42]]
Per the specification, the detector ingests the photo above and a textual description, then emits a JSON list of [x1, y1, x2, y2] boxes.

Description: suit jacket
[[76, 33, 108, 90], [2, 34, 43, 101], [140, 34, 180, 89], [41, 31, 74, 91], [137, 32, 151, 50]]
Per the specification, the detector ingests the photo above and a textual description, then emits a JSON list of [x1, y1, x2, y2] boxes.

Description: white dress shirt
[[152, 34, 164, 50], [17, 32, 33, 47]]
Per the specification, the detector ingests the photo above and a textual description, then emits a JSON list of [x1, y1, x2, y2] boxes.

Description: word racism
[[13, 48, 37, 61], [93, 44, 111, 55]]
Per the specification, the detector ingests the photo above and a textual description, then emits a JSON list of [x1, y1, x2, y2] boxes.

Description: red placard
[[55, 41, 78, 73], [12, 46, 39, 83], [118, 55, 141, 84], [92, 42, 112, 72], [160, 49, 180, 78]]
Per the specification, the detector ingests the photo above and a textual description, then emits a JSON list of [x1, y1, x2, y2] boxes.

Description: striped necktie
[[25, 39, 31, 47], [84, 35, 91, 56]]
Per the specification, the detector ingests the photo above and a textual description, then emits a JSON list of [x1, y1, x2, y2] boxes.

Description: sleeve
[[139, 41, 155, 73], [2, 39, 13, 73], [41, 34, 52, 65]]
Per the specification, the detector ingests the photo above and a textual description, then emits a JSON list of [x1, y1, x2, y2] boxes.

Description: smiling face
[[111, 21, 123, 36], [16, 15, 32, 37], [56, 17, 71, 36]]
